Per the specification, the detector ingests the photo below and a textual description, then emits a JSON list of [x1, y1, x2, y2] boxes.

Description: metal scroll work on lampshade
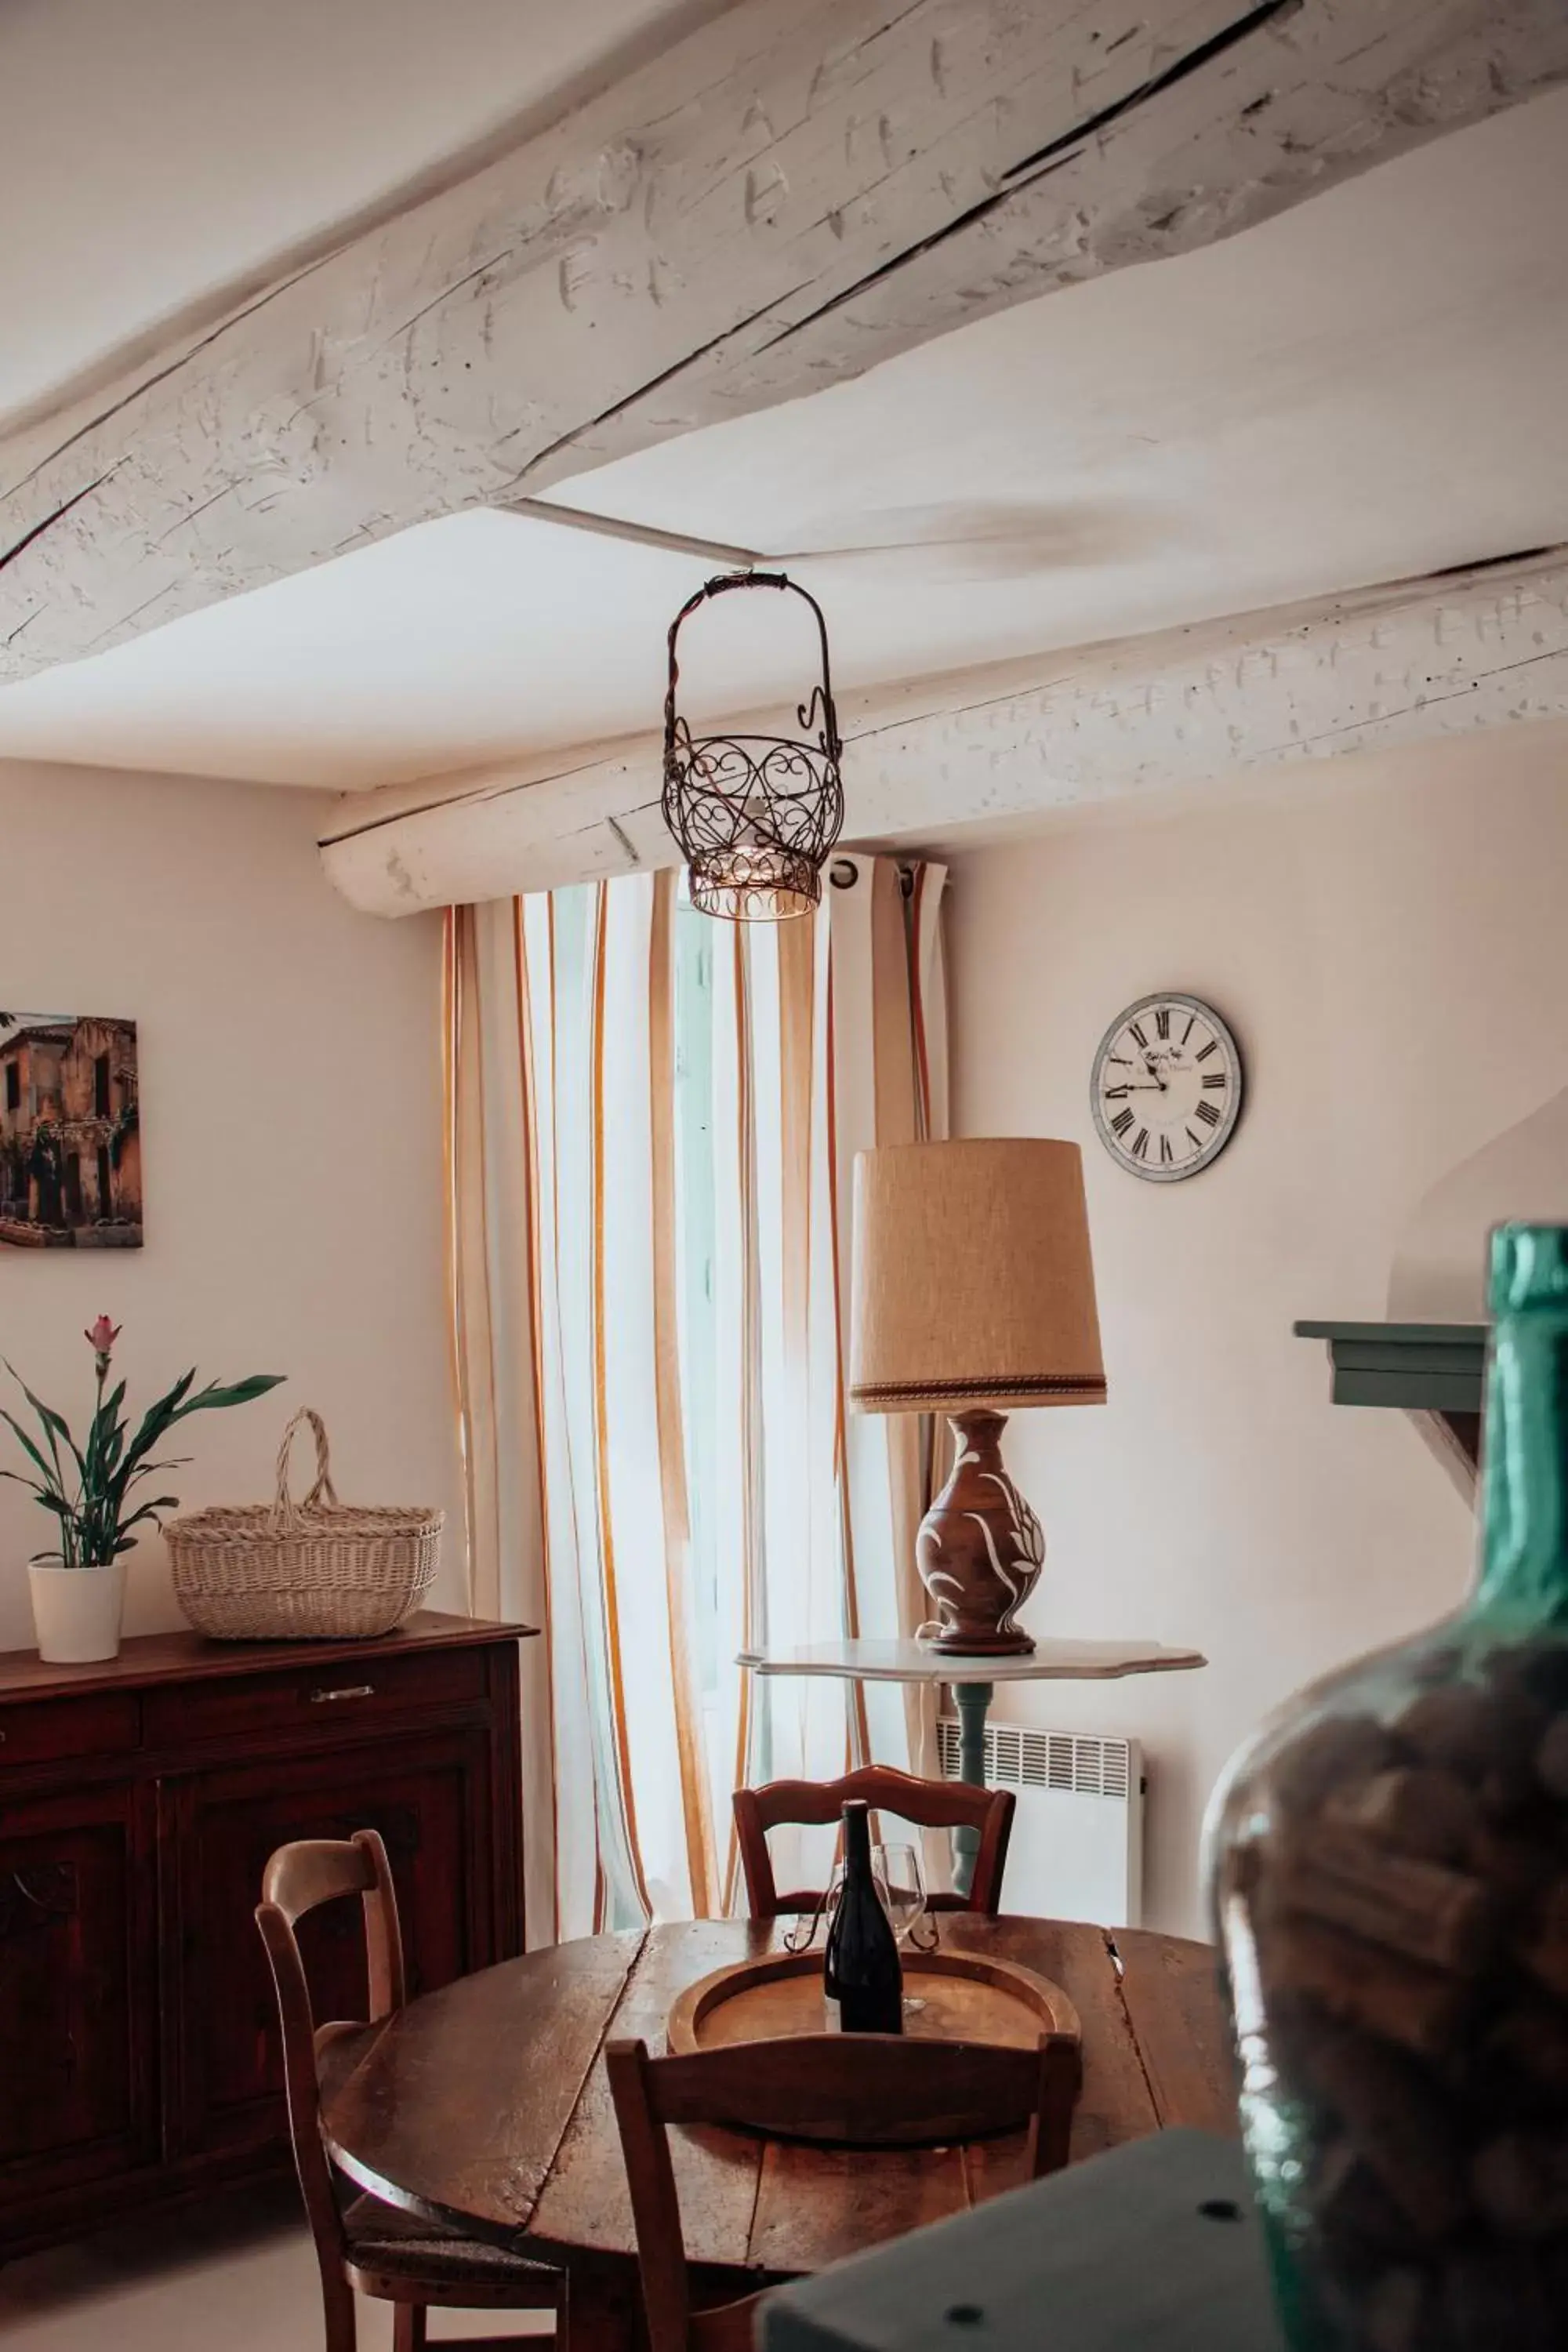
[[662, 571, 844, 921], [850, 1139, 1106, 1656]]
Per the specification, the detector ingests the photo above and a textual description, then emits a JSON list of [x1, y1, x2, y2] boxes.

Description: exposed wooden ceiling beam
[[318, 548, 1568, 915], [4, 0, 1566, 681]]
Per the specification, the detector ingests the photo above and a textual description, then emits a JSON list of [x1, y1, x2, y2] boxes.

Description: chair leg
[[392, 2306, 429, 2351]]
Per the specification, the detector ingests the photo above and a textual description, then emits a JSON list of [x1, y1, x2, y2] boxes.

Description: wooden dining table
[[323, 1913, 1236, 2352]]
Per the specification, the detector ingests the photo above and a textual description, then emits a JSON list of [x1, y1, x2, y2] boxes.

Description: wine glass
[[871, 1842, 927, 1944], [873, 1841, 931, 2013]]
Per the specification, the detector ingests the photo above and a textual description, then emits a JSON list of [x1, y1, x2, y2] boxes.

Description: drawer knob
[[309, 1684, 376, 1704]]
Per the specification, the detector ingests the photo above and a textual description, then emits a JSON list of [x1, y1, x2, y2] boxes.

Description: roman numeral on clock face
[[1104, 1083, 1131, 1100], [1128, 1020, 1149, 1051], [1202, 1071, 1227, 1090], [1155, 1007, 1171, 1040], [1160, 1134, 1174, 1165], [1132, 1127, 1150, 1160], [1196, 1100, 1222, 1128], [1196, 1040, 1218, 1062], [1110, 1108, 1134, 1138]]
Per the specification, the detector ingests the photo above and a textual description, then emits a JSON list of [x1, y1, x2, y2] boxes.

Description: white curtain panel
[[445, 855, 949, 1940]]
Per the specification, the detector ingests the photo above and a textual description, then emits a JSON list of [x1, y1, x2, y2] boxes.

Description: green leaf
[[0, 1408, 64, 1496], [0, 1475, 74, 1522], [86, 1381, 126, 1481], [4, 1366, 81, 1460], [0, 1467, 53, 1501], [119, 1495, 180, 1525], [115, 1497, 181, 1548], [118, 1370, 198, 1481], [124, 1455, 192, 1489], [3, 1361, 68, 1486], [169, 1372, 288, 1419]]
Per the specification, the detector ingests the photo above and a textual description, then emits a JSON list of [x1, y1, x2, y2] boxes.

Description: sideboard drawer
[[0, 1690, 140, 1766], [143, 1646, 489, 1748]]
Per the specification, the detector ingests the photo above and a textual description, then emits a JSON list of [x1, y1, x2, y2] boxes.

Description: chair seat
[[343, 2190, 558, 2294]]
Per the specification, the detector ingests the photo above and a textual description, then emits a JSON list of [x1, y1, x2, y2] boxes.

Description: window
[[94, 1053, 111, 1118], [4, 1062, 17, 1112]]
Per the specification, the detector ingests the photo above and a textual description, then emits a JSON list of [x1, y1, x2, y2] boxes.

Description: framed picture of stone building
[[0, 1013, 142, 1249]]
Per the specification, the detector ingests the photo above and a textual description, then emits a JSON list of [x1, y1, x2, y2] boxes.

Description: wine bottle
[[823, 1798, 903, 2034]]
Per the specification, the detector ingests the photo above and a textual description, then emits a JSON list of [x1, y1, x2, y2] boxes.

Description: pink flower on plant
[[85, 1316, 122, 1359]]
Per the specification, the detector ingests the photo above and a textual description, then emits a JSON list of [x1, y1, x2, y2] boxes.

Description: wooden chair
[[732, 1763, 1016, 1918], [607, 2030, 1081, 2352], [256, 1830, 561, 2352]]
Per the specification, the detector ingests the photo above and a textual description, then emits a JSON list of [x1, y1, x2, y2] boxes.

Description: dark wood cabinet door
[[0, 1780, 158, 2199], [163, 1729, 495, 2162]]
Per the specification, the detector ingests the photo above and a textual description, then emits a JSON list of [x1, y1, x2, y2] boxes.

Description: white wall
[[946, 721, 1568, 1938], [0, 760, 462, 1651]]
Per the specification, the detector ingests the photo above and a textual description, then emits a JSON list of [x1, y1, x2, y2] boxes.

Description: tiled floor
[[0, 2181, 552, 2348]]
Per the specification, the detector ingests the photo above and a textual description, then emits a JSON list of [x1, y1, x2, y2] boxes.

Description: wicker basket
[[166, 1408, 443, 1641]]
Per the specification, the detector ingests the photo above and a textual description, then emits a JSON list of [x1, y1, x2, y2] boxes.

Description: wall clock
[[1091, 993, 1243, 1182]]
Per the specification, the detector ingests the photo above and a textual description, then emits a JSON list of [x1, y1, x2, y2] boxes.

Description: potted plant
[[2, 1318, 284, 1663]]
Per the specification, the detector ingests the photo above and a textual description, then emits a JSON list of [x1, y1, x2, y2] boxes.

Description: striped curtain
[[445, 855, 948, 1940]]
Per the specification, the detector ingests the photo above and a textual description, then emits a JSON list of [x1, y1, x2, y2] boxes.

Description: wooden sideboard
[[0, 1609, 535, 2257]]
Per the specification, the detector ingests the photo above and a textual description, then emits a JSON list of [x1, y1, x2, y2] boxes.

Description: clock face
[[1091, 994, 1243, 1182]]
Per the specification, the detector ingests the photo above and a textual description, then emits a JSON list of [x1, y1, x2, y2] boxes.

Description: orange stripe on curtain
[[648, 871, 717, 1918], [722, 917, 759, 1918], [441, 911, 470, 1598], [445, 906, 504, 1621], [590, 882, 655, 1926], [511, 899, 564, 1947], [824, 946, 871, 1772], [909, 864, 934, 1140], [539, 889, 605, 1934]]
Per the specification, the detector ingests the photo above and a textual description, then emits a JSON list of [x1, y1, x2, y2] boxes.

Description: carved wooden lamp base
[[916, 1410, 1044, 1657], [850, 1139, 1105, 1664]]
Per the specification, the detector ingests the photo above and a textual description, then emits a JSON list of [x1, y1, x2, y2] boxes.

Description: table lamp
[[849, 1138, 1106, 1656]]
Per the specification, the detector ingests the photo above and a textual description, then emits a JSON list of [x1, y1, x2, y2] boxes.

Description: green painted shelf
[[1294, 1320, 1487, 1485], [1293, 1320, 1487, 1413]]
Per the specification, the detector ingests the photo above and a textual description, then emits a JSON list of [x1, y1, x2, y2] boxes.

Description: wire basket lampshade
[[662, 571, 844, 920]]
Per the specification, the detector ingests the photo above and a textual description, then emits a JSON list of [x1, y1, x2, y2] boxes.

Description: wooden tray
[[665, 1948, 1081, 2147], [669, 1947, 1080, 2056]]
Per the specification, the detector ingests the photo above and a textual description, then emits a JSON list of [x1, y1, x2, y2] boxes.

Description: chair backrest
[[607, 2031, 1081, 2352], [254, 1831, 406, 2317], [732, 1764, 1015, 1918]]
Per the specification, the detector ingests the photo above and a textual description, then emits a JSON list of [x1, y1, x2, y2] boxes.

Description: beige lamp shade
[[850, 1138, 1105, 1414]]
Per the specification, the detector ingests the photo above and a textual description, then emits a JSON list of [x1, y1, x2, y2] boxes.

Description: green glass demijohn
[[1207, 1224, 1568, 2352]]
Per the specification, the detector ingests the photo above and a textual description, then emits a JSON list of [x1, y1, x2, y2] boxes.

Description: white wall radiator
[[937, 1718, 1145, 1928]]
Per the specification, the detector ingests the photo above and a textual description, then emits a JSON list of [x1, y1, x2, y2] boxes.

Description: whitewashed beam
[[319, 549, 1568, 915], [4, 0, 1566, 678]]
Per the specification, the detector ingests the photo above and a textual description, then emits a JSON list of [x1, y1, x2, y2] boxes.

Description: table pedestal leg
[[950, 1681, 994, 1900]]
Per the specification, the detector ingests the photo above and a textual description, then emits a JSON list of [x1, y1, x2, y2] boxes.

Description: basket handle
[[270, 1408, 340, 1531]]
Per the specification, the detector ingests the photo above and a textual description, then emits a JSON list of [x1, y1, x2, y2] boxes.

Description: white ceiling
[[1, 86, 1565, 792], [0, 0, 700, 424]]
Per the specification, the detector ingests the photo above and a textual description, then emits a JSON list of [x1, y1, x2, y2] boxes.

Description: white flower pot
[[27, 1556, 125, 1664]]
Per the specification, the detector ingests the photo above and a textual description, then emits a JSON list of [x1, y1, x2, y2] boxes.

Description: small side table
[[738, 1635, 1207, 1896]]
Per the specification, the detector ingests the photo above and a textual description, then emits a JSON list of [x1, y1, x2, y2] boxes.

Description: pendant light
[[662, 571, 844, 920]]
